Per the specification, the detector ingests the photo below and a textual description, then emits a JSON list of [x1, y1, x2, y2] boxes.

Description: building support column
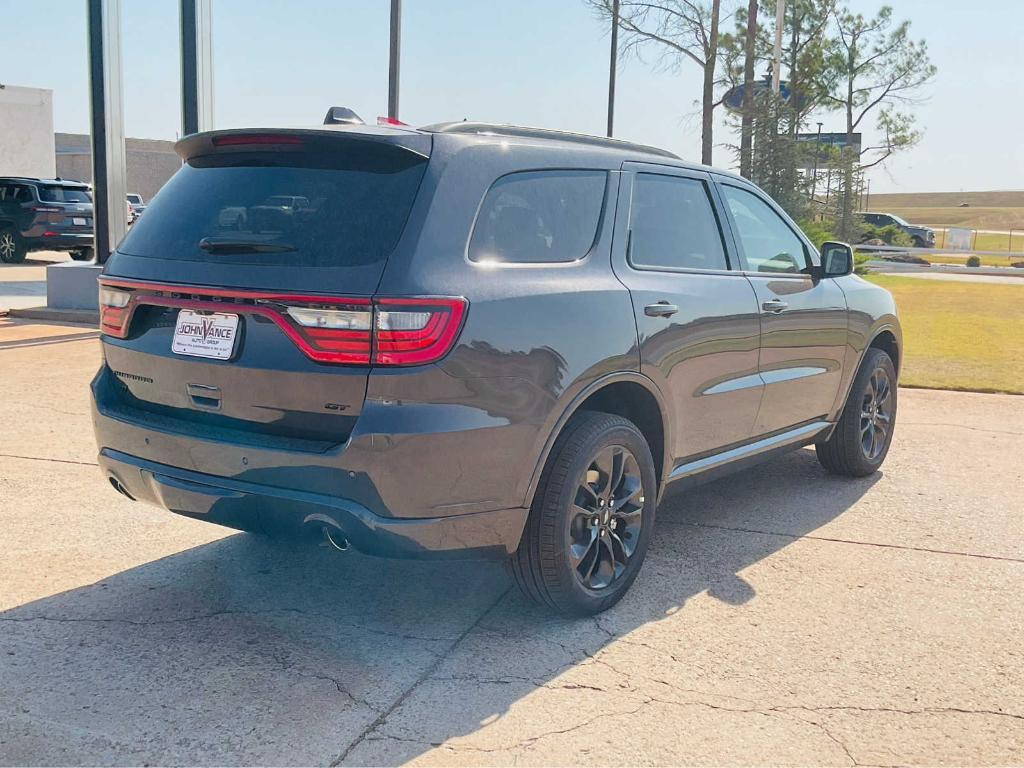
[[180, 0, 214, 135], [88, 0, 128, 265]]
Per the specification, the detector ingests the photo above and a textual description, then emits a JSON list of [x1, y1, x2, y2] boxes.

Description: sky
[[2, 0, 1022, 194]]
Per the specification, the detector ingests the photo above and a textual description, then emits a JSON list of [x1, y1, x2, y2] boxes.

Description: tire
[[816, 347, 897, 477], [70, 248, 94, 262], [911, 236, 925, 248], [509, 411, 657, 615], [0, 226, 26, 264]]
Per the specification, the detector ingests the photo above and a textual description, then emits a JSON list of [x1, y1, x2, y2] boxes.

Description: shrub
[[860, 223, 914, 247], [798, 219, 838, 249], [966, 255, 981, 267]]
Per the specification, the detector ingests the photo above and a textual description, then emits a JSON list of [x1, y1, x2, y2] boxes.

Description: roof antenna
[[324, 106, 364, 126]]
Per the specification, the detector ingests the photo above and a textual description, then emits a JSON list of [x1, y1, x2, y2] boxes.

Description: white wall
[[0, 85, 56, 178]]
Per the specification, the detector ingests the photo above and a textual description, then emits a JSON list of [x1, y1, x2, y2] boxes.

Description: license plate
[[73, 217, 87, 226], [172, 310, 239, 360]]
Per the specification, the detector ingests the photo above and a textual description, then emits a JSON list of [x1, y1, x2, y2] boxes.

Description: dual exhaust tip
[[321, 524, 350, 552]]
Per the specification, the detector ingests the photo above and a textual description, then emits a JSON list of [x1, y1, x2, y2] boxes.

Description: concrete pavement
[[1, 323, 1022, 765]]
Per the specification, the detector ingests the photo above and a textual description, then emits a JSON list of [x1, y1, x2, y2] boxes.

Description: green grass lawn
[[865, 275, 1024, 394], [925, 252, 1024, 267]]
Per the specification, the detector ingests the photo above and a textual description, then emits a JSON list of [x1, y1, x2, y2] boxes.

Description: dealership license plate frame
[[171, 309, 240, 360]]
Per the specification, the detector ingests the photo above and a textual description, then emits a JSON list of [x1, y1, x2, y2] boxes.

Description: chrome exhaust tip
[[322, 525, 350, 552]]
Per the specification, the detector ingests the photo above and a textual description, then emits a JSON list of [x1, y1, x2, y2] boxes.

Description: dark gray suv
[[92, 120, 901, 615]]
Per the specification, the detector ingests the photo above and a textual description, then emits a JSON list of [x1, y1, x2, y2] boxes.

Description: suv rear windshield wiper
[[198, 237, 296, 254]]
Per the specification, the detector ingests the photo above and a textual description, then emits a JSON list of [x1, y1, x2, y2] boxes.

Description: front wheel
[[509, 411, 657, 615], [816, 347, 897, 477]]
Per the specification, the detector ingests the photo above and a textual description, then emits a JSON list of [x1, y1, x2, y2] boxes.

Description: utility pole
[[606, 0, 619, 137], [771, 0, 785, 97], [388, 0, 401, 120]]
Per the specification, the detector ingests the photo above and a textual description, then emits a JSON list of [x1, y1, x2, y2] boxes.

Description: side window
[[468, 170, 606, 264], [720, 185, 808, 274], [13, 186, 34, 203], [628, 173, 728, 271]]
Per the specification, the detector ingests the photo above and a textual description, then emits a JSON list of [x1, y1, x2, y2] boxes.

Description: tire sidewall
[[545, 417, 657, 614], [844, 348, 898, 472]]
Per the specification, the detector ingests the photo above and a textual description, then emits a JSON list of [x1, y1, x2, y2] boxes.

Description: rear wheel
[[0, 227, 26, 264], [509, 411, 657, 615], [816, 347, 897, 477], [70, 248, 94, 262]]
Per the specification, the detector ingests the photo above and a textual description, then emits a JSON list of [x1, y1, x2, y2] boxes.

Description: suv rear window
[[468, 170, 606, 264], [38, 186, 91, 203], [117, 144, 427, 267]]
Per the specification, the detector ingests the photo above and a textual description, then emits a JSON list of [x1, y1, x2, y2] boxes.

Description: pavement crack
[[902, 421, 1024, 437], [0, 608, 457, 643], [670, 520, 1024, 565], [0, 453, 99, 468], [330, 586, 513, 767]]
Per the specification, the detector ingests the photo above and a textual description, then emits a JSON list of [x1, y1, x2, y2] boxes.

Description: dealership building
[[1, 84, 178, 203]]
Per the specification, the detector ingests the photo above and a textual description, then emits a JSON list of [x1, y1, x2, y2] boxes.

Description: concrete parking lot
[[1, 320, 1022, 766]]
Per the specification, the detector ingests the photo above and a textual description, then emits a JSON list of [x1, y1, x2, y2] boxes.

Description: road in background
[[0, 251, 65, 313]]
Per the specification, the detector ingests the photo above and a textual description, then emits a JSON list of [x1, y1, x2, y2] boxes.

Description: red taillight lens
[[283, 302, 373, 364], [95, 280, 467, 367], [373, 298, 467, 365], [99, 286, 133, 338], [212, 134, 305, 147]]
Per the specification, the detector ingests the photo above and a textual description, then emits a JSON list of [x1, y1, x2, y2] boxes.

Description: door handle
[[644, 301, 679, 318], [761, 298, 788, 313]]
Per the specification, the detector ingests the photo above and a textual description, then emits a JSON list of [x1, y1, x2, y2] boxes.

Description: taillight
[[99, 286, 133, 338], [95, 280, 467, 367], [374, 298, 467, 365], [283, 302, 373, 364], [282, 297, 466, 365]]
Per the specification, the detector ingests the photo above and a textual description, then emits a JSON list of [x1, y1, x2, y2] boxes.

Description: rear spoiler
[[175, 127, 432, 162]]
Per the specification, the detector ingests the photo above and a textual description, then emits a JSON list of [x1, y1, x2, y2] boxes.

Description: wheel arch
[[868, 326, 901, 376], [524, 372, 671, 508]]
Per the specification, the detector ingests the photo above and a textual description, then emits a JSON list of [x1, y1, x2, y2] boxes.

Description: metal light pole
[[180, 0, 214, 136], [607, 0, 619, 137], [388, 0, 401, 120], [87, 0, 128, 265], [810, 121, 822, 204], [824, 135, 833, 205]]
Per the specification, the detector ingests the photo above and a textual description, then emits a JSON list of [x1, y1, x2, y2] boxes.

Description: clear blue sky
[[2, 0, 1022, 193]]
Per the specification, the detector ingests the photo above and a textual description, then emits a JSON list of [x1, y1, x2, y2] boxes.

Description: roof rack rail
[[420, 122, 680, 160]]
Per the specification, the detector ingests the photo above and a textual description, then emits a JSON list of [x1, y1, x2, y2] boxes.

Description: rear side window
[[628, 174, 728, 271], [468, 170, 606, 264], [117, 143, 427, 267], [38, 186, 90, 203]]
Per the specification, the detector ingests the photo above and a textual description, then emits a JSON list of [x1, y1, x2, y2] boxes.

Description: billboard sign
[[796, 132, 861, 170]]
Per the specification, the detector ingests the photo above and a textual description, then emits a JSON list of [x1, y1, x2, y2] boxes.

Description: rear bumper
[[99, 447, 527, 560], [26, 232, 93, 251]]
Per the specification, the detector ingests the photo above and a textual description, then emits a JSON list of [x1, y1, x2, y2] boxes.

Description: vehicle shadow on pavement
[[0, 447, 878, 766]]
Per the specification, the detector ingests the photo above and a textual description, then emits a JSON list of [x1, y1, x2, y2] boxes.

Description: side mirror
[[820, 241, 854, 277]]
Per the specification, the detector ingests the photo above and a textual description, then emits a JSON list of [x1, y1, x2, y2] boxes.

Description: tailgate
[[96, 129, 431, 448]]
